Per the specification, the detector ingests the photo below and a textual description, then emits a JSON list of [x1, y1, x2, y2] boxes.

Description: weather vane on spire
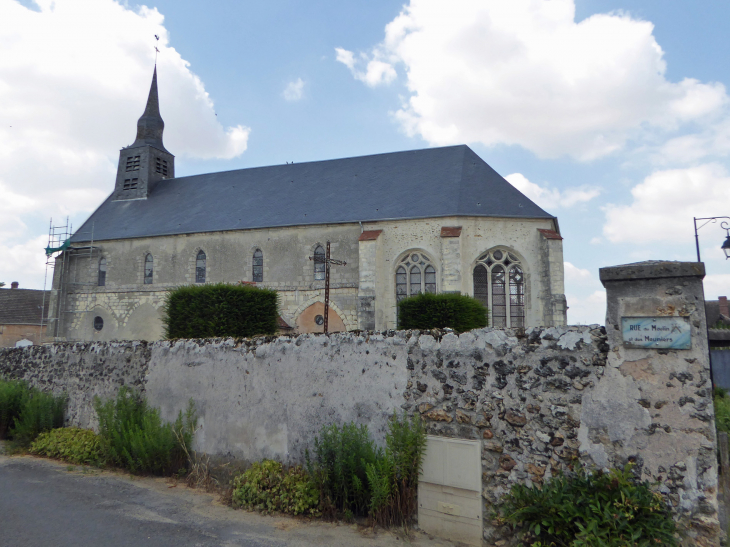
[[154, 34, 160, 64]]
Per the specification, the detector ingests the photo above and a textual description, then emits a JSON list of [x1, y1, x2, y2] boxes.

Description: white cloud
[[566, 290, 607, 325], [0, 235, 50, 290], [0, 0, 250, 289], [335, 47, 397, 87], [704, 275, 730, 301], [603, 163, 730, 244], [335, 47, 356, 70], [283, 78, 305, 102], [564, 262, 594, 285], [339, 0, 727, 160], [656, 117, 730, 164], [505, 173, 599, 210]]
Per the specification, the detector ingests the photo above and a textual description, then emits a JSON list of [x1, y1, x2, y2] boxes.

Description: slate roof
[[70, 145, 555, 243], [0, 289, 50, 325]]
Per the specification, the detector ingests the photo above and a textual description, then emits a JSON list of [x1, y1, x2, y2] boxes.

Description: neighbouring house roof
[[0, 289, 50, 325], [70, 145, 555, 243]]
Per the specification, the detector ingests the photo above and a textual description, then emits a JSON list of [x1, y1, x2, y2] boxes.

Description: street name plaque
[[621, 316, 691, 350]]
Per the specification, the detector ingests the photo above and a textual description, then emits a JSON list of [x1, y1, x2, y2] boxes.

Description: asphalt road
[[0, 452, 456, 547]]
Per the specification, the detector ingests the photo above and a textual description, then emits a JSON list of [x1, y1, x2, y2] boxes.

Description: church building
[[47, 69, 567, 341]]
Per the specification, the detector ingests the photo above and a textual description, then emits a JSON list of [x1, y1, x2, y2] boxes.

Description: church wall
[[53, 216, 565, 341], [55, 224, 362, 341], [358, 216, 562, 330]]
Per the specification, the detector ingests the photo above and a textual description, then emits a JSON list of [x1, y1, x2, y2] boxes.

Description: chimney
[[10, 281, 18, 289], [720, 296, 729, 318]]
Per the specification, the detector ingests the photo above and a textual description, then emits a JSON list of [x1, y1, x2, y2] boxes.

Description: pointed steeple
[[130, 66, 168, 152], [113, 65, 174, 201]]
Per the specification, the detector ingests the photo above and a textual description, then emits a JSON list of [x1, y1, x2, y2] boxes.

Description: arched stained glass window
[[491, 265, 506, 327], [509, 266, 525, 328], [424, 265, 436, 293], [395, 266, 407, 303], [144, 254, 153, 284], [473, 249, 525, 327], [473, 264, 488, 307], [314, 245, 325, 280], [196, 250, 206, 283], [410, 266, 421, 296], [394, 252, 436, 303], [253, 249, 263, 282], [98, 258, 107, 287]]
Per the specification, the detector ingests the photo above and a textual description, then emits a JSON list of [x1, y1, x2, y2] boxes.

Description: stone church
[[47, 68, 567, 341]]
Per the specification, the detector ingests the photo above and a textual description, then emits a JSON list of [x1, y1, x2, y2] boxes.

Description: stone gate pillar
[[584, 261, 720, 546]]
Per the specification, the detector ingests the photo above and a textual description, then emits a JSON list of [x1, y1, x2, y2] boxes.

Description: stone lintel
[[358, 230, 382, 241], [440, 226, 462, 238], [599, 261, 705, 286]]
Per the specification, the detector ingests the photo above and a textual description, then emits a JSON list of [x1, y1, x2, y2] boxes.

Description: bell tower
[[112, 67, 175, 201]]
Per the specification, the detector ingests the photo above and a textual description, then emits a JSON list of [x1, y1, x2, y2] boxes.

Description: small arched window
[[98, 258, 107, 287], [473, 249, 525, 327], [252, 249, 263, 282], [395, 252, 436, 302], [196, 250, 206, 283], [314, 245, 325, 280], [144, 254, 153, 284]]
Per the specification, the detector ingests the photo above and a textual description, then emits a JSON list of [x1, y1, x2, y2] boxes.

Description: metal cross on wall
[[309, 241, 346, 334]]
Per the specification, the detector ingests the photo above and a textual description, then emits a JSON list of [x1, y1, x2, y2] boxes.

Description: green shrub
[[306, 422, 381, 516], [30, 428, 106, 465], [163, 283, 279, 339], [715, 387, 730, 435], [232, 460, 320, 516], [366, 412, 426, 526], [496, 464, 678, 547], [0, 378, 29, 439], [397, 293, 488, 332], [94, 387, 196, 475], [9, 389, 67, 447]]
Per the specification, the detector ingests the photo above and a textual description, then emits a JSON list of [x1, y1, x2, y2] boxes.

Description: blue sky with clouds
[[2, 0, 730, 324]]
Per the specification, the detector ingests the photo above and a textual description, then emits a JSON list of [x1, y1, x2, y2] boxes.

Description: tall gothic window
[[144, 254, 154, 284], [472, 249, 525, 328], [196, 250, 206, 283], [395, 252, 436, 303], [509, 266, 525, 328], [98, 258, 107, 287], [252, 249, 263, 282], [314, 245, 325, 280]]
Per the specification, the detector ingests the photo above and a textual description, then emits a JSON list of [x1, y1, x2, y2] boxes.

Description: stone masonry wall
[[0, 321, 717, 544]]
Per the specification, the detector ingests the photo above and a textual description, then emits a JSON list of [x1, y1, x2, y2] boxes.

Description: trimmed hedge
[[163, 283, 279, 339], [397, 292, 487, 332]]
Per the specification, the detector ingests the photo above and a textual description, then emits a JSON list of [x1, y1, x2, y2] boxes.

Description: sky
[[2, 0, 730, 325]]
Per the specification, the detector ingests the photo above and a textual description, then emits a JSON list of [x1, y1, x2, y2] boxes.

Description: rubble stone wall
[[0, 304, 717, 545]]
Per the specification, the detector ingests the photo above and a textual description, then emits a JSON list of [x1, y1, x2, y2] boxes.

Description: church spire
[[131, 66, 168, 152], [113, 65, 174, 201]]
